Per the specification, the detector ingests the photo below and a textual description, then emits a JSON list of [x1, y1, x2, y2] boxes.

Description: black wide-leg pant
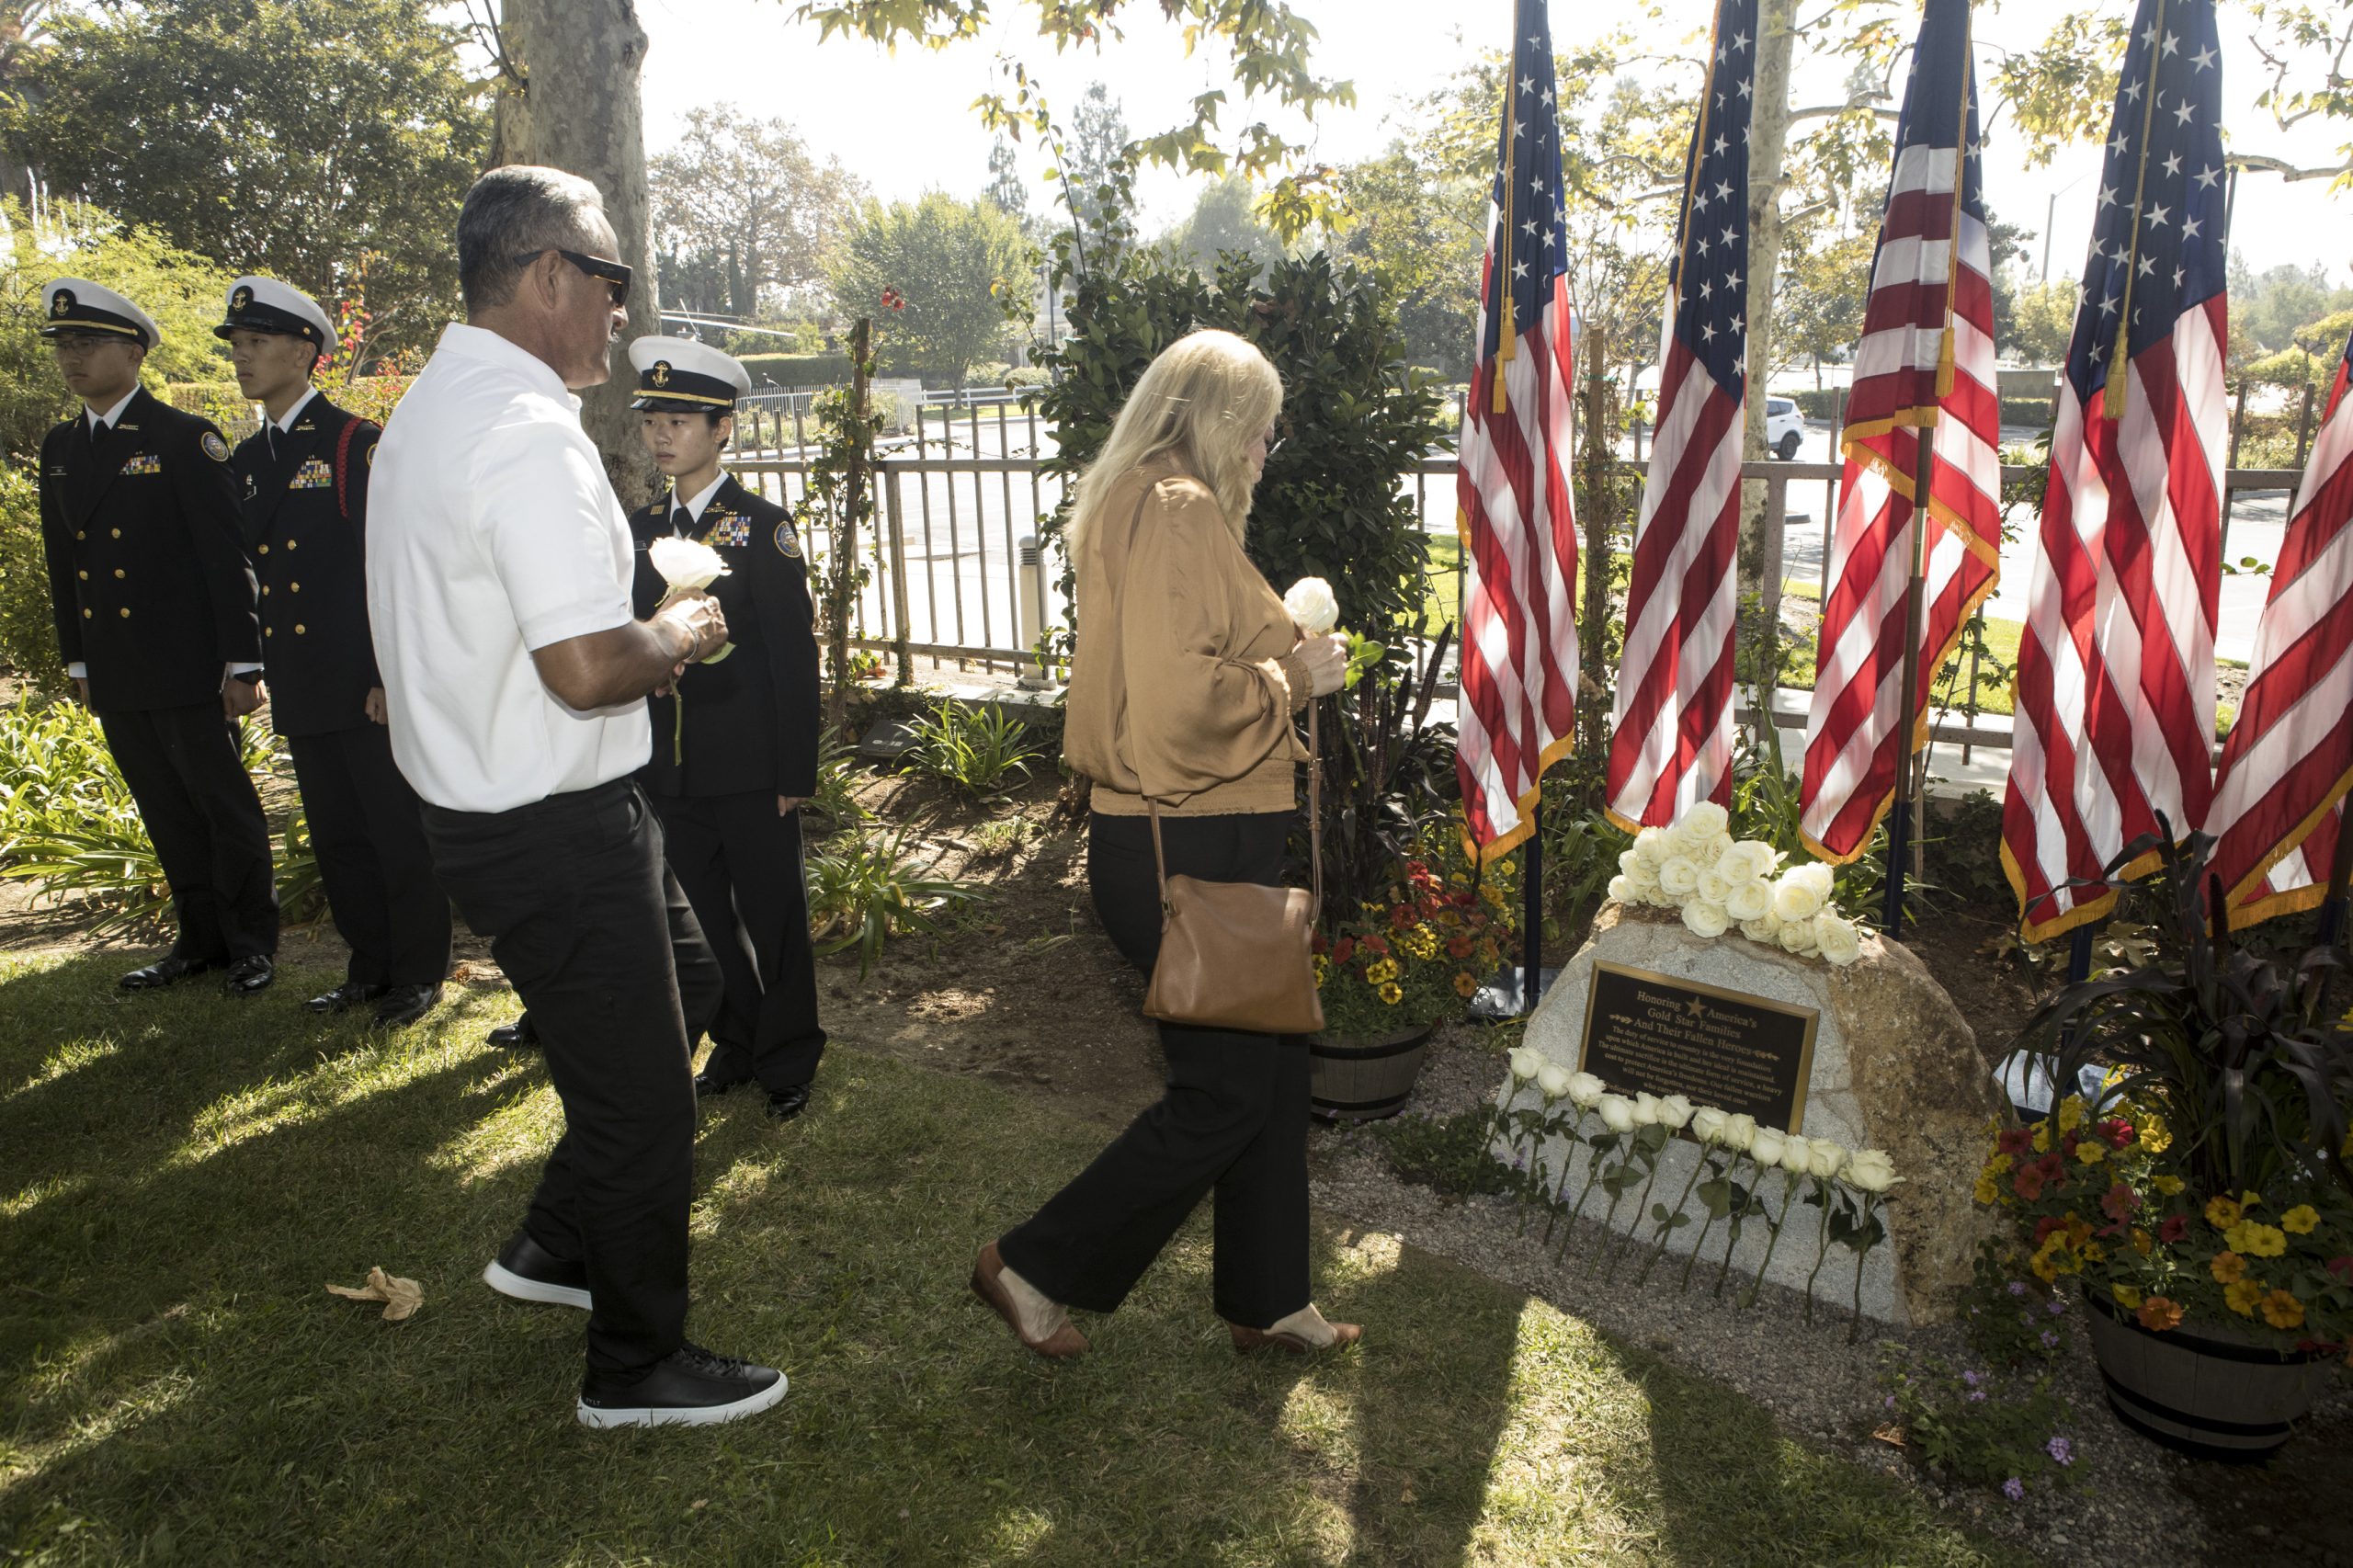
[[421, 779, 723, 1377], [998, 809, 1311, 1329], [99, 700, 278, 962], [650, 790, 826, 1091], [287, 722, 451, 987]]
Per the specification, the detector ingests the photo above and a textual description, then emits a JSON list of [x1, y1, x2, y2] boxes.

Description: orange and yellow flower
[[2204, 1195, 2243, 1230], [2224, 1278, 2267, 1316], [2111, 1283, 2143, 1310], [2259, 1290, 2306, 1331], [2210, 1250, 2248, 1284], [2282, 1204, 2320, 1235], [2225, 1220, 2288, 1259], [1378, 982, 1403, 1006], [2136, 1295, 2184, 1332], [1451, 971, 1477, 998]]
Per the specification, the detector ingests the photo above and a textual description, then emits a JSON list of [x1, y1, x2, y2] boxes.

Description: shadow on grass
[[1, 953, 2016, 1566]]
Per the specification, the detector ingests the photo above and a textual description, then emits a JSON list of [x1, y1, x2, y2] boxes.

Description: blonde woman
[[971, 329, 1356, 1358]]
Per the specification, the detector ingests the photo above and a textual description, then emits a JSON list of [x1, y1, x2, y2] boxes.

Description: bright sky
[[635, 0, 2353, 289]]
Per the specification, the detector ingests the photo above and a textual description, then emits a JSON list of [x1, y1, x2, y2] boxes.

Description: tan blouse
[[1063, 461, 1310, 817]]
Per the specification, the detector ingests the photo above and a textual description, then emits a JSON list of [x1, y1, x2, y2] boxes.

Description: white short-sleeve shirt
[[367, 323, 651, 812]]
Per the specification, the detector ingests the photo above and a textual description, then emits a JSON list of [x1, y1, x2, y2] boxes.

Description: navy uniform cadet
[[35, 278, 279, 994], [219, 277, 453, 1028], [627, 336, 826, 1121]]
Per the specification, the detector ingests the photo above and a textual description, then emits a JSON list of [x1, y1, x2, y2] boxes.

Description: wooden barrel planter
[[1307, 1023, 1436, 1122], [2083, 1289, 2336, 1460]]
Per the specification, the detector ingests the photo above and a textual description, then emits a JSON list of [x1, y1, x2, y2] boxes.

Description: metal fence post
[[883, 463, 915, 687]]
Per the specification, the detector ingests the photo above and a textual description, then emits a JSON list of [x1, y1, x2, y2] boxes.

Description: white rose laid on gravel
[[1632, 825, 1672, 867], [1696, 867, 1733, 905], [1846, 1148, 1900, 1192], [1633, 1092, 1663, 1126], [1771, 872, 1825, 925], [1805, 1138, 1848, 1180], [1657, 1094, 1695, 1130], [1778, 918, 1819, 955], [1659, 856, 1702, 897], [1691, 1105, 1729, 1144], [1721, 1113, 1758, 1153], [1749, 1127, 1788, 1169], [1537, 1062, 1574, 1100], [1814, 912, 1864, 966], [1724, 879, 1774, 923], [1779, 1134, 1816, 1175], [1282, 576, 1340, 636], [1507, 1045, 1542, 1081], [1565, 1071, 1607, 1108], [1597, 1094, 1637, 1134], [1681, 898, 1732, 939], [1738, 913, 1781, 945]]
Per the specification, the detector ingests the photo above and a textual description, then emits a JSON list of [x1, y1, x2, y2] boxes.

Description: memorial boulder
[[1506, 902, 2002, 1324]]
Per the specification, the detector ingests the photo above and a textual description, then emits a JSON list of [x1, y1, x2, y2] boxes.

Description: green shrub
[[737, 351, 857, 389], [805, 826, 988, 976], [804, 732, 870, 833], [1876, 1346, 2081, 1501], [897, 699, 1039, 800], [0, 467, 64, 697], [1370, 1107, 1522, 1198], [1002, 366, 1049, 391]]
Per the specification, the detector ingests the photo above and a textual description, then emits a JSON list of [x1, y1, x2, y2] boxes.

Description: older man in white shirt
[[369, 165, 785, 1429]]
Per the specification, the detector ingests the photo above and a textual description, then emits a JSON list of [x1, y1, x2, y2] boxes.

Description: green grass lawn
[[0, 954, 2026, 1566], [1773, 580, 2022, 718]]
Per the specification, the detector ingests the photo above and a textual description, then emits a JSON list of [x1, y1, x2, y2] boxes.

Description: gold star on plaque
[[1683, 995, 1709, 1018]]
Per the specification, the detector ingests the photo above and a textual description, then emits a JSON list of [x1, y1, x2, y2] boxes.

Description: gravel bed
[[1305, 1026, 2353, 1567]]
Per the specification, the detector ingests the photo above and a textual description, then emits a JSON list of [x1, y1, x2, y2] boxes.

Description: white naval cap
[[627, 335, 752, 410], [215, 275, 334, 347], [41, 278, 160, 348]]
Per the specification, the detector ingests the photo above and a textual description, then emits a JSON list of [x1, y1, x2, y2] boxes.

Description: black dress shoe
[[486, 1013, 538, 1050], [222, 954, 276, 996], [482, 1228, 591, 1311], [306, 981, 390, 1015], [371, 983, 444, 1029], [119, 955, 222, 991], [576, 1343, 788, 1430], [694, 1069, 751, 1098], [765, 1084, 812, 1121]]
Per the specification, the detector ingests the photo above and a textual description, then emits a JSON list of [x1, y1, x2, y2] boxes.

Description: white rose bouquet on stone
[[1605, 803, 1872, 967]]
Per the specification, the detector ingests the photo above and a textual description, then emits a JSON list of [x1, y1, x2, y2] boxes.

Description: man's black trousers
[[287, 722, 451, 987], [649, 790, 826, 1092], [99, 701, 278, 962], [998, 809, 1311, 1329], [420, 778, 723, 1377]]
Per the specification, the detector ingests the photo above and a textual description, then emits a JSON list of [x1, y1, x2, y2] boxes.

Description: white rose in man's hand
[[1283, 576, 1340, 636]]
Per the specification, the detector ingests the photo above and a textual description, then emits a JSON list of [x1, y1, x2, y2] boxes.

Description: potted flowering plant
[[1305, 813, 1516, 1120], [1982, 825, 2353, 1459]]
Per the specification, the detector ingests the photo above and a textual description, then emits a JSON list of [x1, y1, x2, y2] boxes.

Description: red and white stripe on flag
[[2000, 0, 2229, 942], [1454, 0, 1579, 863], [1800, 7, 2002, 865], [1604, 0, 1757, 832], [2205, 336, 2353, 926]]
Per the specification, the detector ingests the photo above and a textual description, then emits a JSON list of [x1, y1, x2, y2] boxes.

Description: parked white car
[[1765, 396, 1807, 460]]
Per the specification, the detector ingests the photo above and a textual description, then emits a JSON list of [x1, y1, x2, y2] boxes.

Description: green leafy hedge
[[738, 352, 857, 388]]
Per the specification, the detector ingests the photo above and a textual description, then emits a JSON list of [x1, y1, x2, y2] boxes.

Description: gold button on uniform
[[113, 569, 124, 579], [81, 608, 91, 619], [258, 544, 269, 554], [266, 627, 274, 637], [109, 528, 119, 538], [287, 540, 298, 551], [74, 529, 85, 540], [290, 582, 299, 592], [76, 569, 86, 580], [293, 624, 306, 635], [262, 585, 270, 596], [119, 608, 129, 619]]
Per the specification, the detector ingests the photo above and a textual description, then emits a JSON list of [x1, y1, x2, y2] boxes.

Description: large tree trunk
[[491, 0, 661, 509], [1738, 0, 1795, 619]]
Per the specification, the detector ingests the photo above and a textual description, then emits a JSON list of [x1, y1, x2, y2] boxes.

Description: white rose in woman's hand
[[1293, 632, 1349, 697], [1283, 576, 1341, 636]]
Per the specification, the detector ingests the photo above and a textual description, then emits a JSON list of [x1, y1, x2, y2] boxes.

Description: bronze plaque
[[1575, 961, 1820, 1133]]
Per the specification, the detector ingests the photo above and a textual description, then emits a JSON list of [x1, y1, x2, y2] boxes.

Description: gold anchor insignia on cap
[[50, 290, 71, 316], [650, 361, 672, 387], [232, 286, 252, 311]]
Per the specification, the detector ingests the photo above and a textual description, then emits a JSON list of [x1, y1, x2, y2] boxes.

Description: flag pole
[[2318, 813, 2353, 948], [1522, 800, 1544, 1013], [1881, 27, 1971, 936]]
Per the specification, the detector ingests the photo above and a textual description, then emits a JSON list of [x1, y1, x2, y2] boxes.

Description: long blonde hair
[[1066, 328, 1282, 553]]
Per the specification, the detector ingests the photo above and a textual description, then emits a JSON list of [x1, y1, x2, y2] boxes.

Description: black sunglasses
[[517, 247, 632, 307]]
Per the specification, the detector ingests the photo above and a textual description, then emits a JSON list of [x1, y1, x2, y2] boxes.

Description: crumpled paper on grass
[[326, 1267, 424, 1323]]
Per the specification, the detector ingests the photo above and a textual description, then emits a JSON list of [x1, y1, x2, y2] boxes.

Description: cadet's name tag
[[290, 458, 334, 490], [702, 513, 751, 548], [119, 453, 162, 476]]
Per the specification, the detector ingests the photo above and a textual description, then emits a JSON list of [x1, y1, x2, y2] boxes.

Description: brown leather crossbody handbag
[[1111, 483, 1325, 1036]]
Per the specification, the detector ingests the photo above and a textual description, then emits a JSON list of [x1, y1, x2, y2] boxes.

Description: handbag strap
[[1121, 478, 1324, 917]]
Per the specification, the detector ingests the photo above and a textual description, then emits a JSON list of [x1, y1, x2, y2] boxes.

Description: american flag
[[2001, 0, 2229, 941], [1455, 0, 1578, 861], [1606, 0, 1757, 831], [2205, 325, 2353, 926], [1799, 0, 2002, 864]]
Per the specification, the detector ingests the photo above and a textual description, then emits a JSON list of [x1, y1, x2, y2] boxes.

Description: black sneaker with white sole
[[482, 1229, 592, 1311], [576, 1344, 788, 1429]]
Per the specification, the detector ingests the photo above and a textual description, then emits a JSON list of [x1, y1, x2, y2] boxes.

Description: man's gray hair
[[457, 165, 609, 312]]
